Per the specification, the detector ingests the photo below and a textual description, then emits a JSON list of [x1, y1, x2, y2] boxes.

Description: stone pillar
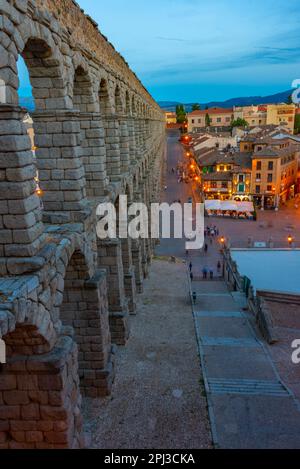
[[78, 113, 108, 197], [127, 116, 136, 164], [33, 110, 88, 224], [97, 239, 129, 345], [0, 335, 84, 449], [121, 237, 137, 314], [0, 105, 44, 263], [103, 116, 121, 181], [131, 239, 144, 294], [118, 116, 130, 174], [134, 118, 142, 159], [61, 269, 115, 397]]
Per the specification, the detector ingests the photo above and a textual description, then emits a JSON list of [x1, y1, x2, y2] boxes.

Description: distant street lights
[[288, 234, 294, 247]]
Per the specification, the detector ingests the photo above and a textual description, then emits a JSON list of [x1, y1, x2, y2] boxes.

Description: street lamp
[[288, 234, 293, 247]]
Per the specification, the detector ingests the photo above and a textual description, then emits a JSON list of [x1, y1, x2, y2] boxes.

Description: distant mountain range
[[158, 90, 292, 112], [19, 89, 292, 114]]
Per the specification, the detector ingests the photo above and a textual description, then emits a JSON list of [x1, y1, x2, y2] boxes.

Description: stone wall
[[0, 0, 165, 449]]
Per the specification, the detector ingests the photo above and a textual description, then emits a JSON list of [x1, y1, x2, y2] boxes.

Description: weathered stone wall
[[0, 0, 165, 449]]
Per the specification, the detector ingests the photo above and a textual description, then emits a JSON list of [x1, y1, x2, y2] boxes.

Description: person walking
[[217, 261, 221, 274], [190, 271, 194, 282], [210, 269, 214, 280], [204, 243, 208, 254], [202, 267, 208, 279], [189, 262, 193, 272]]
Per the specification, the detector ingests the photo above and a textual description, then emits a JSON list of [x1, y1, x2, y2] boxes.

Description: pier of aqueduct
[[0, 0, 165, 448]]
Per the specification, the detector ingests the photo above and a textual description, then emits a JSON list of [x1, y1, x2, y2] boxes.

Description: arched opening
[[60, 250, 112, 397], [115, 85, 123, 115], [73, 66, 94, 113], [99, 79, 121, 179], [99, 78, 111, 116]]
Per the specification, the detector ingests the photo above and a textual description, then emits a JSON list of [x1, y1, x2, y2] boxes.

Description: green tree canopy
[[192, 103, 201, 111], [176, 104, 186, 124], [295, 114, 300, 134], [230, 118, 249, 129], [286, 95, 293, 105], [205, 113, 211, 127]]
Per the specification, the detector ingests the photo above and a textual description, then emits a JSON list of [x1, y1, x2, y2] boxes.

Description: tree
[[286, 94, 293, 105], [295, 114, 300, 134], [176, 104, 186, 124], [230, 118, 249, 129], [192, 103, 201, 111], [205, 113, 211, 127]]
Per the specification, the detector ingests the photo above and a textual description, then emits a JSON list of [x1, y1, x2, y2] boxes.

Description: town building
[[195, 148, 252, 200], [191, 131, 238, 152], [187, 107, 233, 133], [234, 105, 267, 127], [165, 111, 177, 125], [251, 139, 299, 208], [266, 104, 296, 133]]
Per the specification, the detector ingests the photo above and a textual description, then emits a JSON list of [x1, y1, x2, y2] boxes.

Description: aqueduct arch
[[0, 0, 165, 449]]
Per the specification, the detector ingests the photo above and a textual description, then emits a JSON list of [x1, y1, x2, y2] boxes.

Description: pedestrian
[[189, 262, 193, 272], [210, 269, 214, 280], [217, 261, 221, 273], [164, 185, 167, 191], [204, 243, 208, 253], [202, 267, 208, 279], [192, 292, 197, 305], [190, 272, 194, 282]]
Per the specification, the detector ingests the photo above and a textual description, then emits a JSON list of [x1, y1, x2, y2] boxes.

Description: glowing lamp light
[[36, 188, 43, 197], [288, 234, 293, 246]]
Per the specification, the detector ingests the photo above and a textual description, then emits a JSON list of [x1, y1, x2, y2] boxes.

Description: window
[[226, 117, 231, 122], [244, 145, 248, 150], [217, 117, 222, 123], [239, 175, 244, 183], [222, 182, 228, 189], [268, 161, 274, 171], [211, 182, 217, 189], [267, 185, 273, 192], [256, 185, 261, 194], [198, 119, 201, 124], [192, 119, 195, 124], [256, 173, 261, 181], [256, 161, 262, 170], [226, 165, 231, 171], [220, 165, 224, 171], [267, 174, 273, 183]]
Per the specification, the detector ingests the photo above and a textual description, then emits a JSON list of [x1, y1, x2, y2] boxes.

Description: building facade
[[251, 140, 298, 208], [187, 108, 233, 133], [266, 104, 296, 133]]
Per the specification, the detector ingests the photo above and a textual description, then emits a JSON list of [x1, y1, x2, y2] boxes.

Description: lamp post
[[288, 234, 293, 248]]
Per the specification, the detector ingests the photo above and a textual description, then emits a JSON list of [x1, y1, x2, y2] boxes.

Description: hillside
[[159, 90, 292, 112]]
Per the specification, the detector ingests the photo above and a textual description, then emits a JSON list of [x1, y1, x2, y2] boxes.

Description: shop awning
[[205, 200, 254, 212]]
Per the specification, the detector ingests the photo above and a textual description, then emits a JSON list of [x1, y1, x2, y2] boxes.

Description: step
[[201, 337, 260, 348], [208, 378, 290, 397]]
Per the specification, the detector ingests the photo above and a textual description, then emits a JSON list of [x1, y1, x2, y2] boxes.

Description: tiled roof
[[189, 107, 233, 116]]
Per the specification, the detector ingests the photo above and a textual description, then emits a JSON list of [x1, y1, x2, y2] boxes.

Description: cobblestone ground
[[83, 260, 212, 449]]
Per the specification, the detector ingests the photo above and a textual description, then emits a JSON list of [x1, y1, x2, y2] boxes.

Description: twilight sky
[[18, 0, 300, 103]]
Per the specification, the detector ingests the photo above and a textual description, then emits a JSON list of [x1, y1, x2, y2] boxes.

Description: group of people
[[189, 261, 222, 281], [205, 225, 220, 238]]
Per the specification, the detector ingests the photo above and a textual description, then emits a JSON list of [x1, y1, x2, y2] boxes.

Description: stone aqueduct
[[0, 0, 165, 448]]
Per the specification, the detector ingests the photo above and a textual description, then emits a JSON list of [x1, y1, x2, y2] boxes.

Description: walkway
[[83, 260, 212, 449], [191, 279, 300, 448]]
